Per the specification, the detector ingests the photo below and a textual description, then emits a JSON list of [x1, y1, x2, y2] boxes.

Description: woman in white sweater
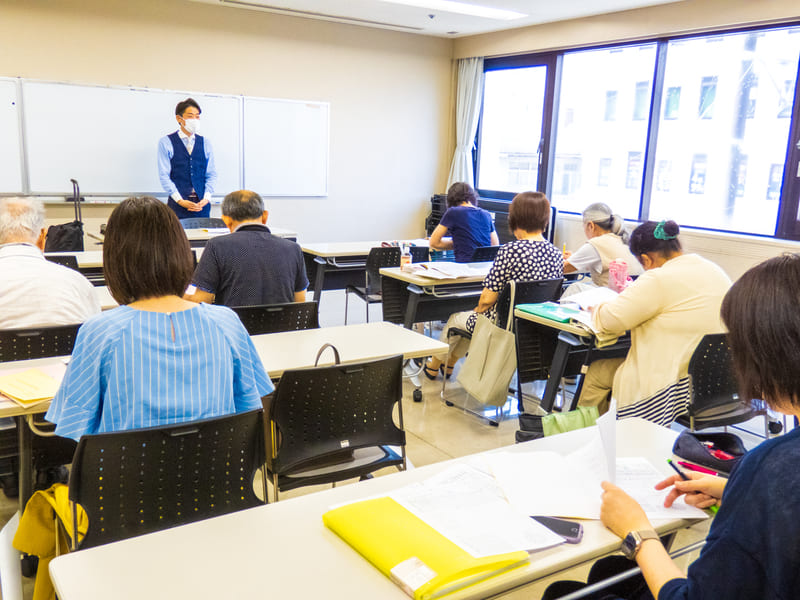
[[578, 220, 731, 425]]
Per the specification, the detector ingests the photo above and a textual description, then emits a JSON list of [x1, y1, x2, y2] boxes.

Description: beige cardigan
[[587, 232, 643, 287], [592, 253, 732, 410]]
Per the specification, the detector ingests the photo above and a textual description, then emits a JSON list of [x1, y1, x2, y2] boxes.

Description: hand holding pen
[[657, 460, 725, 513]]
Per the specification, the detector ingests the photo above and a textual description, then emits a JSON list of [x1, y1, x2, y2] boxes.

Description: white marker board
[[21, 81, 242, 196], [244, 97, 329, 197], [0, 78, 24, 194]]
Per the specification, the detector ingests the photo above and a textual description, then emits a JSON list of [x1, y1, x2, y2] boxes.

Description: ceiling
[[189, 0, 687, 37]]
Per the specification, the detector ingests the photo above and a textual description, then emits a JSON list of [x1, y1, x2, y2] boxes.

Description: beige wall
[[455, 0, 800, 58], [0, 0, 454, 242]]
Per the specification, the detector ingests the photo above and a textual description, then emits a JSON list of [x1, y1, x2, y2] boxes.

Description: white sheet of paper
[[597, 399, 617, 484], [560, 286, 618, 310], [390, 464, 565, 557]]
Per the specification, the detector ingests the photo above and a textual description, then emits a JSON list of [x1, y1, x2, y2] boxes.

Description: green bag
[[541, 406, 599, 437]]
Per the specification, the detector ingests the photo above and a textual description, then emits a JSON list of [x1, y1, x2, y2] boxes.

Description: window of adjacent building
[[664, 86, 681, 119], [633, 81, 650, 120], [598, 158, 612, 187], [604, 90, 618, 121], [698, 76, 717, 119]]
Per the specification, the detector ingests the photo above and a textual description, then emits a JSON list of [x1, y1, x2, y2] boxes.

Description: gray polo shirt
[[192, 224, 308, 307]]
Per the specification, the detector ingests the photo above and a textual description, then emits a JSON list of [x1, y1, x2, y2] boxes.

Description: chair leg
[[344, 290, 349, 325], [272, 473, 280, 503], [365, 301, 369, 323]]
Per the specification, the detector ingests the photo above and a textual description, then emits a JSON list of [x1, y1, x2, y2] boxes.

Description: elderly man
[[186, 190, 308, 307], [0, 197, 100, 328]]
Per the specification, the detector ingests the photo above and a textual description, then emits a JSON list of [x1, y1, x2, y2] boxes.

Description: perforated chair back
[[687, 334, 738, 409], [365, 247, 401, 294], [44, 254, 80, 271], [0, 324, 81, 362], [231, 302, 319, 335], [268, 355, 405, 496], [470, 246, 500, 263], [495, 278, 563, 330], [69, 409, 266, 551], [179, 217, 226, 229], [409, 246, 429, 263]]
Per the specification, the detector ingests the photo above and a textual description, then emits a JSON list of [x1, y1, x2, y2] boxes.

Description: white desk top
[[45, 250, 104, 268], [183, 226, 297, 241], [380, 262, 491, 287], [94, 286, 117, 310], [50, 419, 694, 600], [252, 322, 448, 378], [302, 240, 429, 258]]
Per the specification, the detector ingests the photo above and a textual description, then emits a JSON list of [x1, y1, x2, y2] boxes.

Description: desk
[[49, 418, 696, 600], [94, 286, 117, 310], [184, 226, 298, 248], [380, 263, 491, 328]]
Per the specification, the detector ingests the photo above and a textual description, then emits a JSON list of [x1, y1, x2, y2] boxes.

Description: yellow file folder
[[323, 496, 529, 600], [0, 368, 59, 407]]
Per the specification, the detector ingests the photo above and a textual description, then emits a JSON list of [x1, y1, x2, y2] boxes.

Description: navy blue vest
[[168, 131, 207, 200]]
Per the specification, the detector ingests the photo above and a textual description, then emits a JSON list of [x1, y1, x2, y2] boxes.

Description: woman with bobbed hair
[[548, 253, 800, 600], [563, 202, 642, 288], [46, 196, 272, 441], [429, 182, 499, 263], [578, 220, 731, 424], [424, 191, 562, 379]]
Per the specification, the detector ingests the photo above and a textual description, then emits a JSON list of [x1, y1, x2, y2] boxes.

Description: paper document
[[0, 368, 60, 406], [390, 464, 564, 557], [560, 286, 618, 310], [405, 262, 488, 280]]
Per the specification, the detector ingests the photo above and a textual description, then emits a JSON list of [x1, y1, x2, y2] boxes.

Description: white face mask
[[182, 118, 200, 135]]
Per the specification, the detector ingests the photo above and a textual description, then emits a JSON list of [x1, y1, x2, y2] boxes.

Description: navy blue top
[[658, 425, 800, 600], [192, 224, 309, 307], [166, 132, 210, 219], [439, 205, 495, 263]]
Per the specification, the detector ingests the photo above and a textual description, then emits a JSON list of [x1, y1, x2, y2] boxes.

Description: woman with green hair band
[[577, 220, 732, 425]]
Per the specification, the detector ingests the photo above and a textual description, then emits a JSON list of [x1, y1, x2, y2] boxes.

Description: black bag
[[44, 178, 84, 252], [672, 431, 747, 475]]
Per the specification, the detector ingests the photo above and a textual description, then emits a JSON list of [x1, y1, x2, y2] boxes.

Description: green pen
[[667, 459, 719, 514]]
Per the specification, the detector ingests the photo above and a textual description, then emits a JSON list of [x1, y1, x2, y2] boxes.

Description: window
[[689, 154, 707, 194], [698, 76, 717, 119], [664, 87, 681, 119], [767, 164, 783, 200], [633, 81, 649, 120], [598, 158, 612, 187], [655, 160, 672, 192], [554, 156, 582, 195], [476, 65, 548, 193], [778, 79, 795, 118], [626, 152, 644, 190], [604, 91, 618, 121]]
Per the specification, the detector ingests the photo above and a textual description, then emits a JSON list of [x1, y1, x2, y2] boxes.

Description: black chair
[[230, 302, 320, 335], [410, 246, 429, 263], [443, 278, 563, 425], [267, 355, 406, 501], [179, 217, 226, 229], [68, 409, 267, 550], [470, 246, 499, 263], [344, 247, 401, 324], [676, 333, 769, 436], [0, 325, 81, 361], [44, 254, 80, 271]]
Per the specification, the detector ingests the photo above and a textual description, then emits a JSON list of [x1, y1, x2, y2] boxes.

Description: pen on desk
[[667, 459, 719, 514]]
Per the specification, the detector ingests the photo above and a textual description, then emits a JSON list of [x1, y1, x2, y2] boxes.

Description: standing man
[[186, 190, 308, 307], [157, 97, 218, 219]]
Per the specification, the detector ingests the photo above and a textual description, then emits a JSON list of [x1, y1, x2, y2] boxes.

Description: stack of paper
[[0, 368, 60, 408]]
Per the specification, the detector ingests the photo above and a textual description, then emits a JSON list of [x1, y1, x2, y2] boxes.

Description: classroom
[[1, 0, 800, 598]]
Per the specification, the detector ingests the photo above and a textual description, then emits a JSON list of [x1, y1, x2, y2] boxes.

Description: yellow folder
[[0, 368, 59, 407], [323, 496, 529, 600]]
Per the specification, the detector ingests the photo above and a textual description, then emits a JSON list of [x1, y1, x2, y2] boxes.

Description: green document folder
[[516, 302, 581, 323]]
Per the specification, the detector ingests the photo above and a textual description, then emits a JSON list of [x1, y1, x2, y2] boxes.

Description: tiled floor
[[0, 289, 788, 598]]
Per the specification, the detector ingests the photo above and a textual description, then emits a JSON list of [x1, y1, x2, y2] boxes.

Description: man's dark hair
[[222, 190, 264, 222], [175, 98, 201, 117], [507, 191, 550, 234], [721, 253, 800, 410], [628, 220, 682, 258], [446, 182, 479, 208], [103, 197, 194, 304]]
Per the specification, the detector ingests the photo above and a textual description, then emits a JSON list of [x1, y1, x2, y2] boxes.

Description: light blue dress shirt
[[46, 303, 271, 441], [157, 132, 218, 201]]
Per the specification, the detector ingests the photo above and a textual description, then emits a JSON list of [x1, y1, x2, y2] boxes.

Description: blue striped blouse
[[45, 303, 272, 441]]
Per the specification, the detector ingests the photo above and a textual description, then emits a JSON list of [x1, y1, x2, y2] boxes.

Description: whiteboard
[[21, 81, 241, 195], [0, 78, 24, 194], [244, 97, 328, 197]]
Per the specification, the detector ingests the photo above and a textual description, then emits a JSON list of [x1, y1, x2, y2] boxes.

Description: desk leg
[[15, 416, 32, 513], [540, 339, 571, 413], [403, 290, 421, 330], [313, 262, 328, 307]]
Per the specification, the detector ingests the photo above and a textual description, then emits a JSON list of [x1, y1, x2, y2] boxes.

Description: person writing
[[429, 182, 498, 263], [546, 253, 800, 599], [45, 196, 271, 441], [157, 98, 218, 219]]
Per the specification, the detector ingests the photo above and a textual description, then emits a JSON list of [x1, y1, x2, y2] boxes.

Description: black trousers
[[542, 556, 654, 600]]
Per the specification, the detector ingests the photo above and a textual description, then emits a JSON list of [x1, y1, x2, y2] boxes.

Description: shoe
[[423, 364, 439, 380], [0, 473, 18, 499], [440, 365, 454, 380]]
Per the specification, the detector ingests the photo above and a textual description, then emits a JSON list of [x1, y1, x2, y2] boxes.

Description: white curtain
[[447, 57, 484, 190]]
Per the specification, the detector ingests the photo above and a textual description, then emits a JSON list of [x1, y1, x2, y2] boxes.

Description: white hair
[[582, 202, 628, 242], [0, 197, 46, 244]]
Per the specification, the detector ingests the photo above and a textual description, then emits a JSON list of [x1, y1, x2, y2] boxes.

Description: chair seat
[[676, 400, 766, 430], [272, 446, 403, 492], [345, 285, 383, 304]]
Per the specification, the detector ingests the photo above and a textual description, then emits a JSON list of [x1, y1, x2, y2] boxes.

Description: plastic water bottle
[[400, 243, 412, 271], [608, 259, 632, 292]]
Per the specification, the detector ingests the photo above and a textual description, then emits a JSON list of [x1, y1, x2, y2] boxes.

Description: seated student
[[578, 220, 731, 424], [545, 253, 800, 600], [186, 189, 308, 307], [0, 197, 100, 328], [424, 191, 562, 379], [429, 182, 499, 263], [45, 196, 272, 441], [563, 202, 643, 289]]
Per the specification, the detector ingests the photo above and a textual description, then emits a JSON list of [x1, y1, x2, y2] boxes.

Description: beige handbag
[[456, 282, 518, 407]]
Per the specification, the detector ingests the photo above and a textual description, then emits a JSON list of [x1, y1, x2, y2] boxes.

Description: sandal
[[423, 364, 439, 380], [440, 365, 454, 380]]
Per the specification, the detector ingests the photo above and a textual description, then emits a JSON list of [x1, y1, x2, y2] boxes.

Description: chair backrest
[[687, 333, 742, 413], [231, 302, 319, 335], [495, 278, 563, 330], [269, 355, 405, 475], [44, 254, 80, 271], [69, 409, 266, 550], [470, 246, 500, 263], [179, 217, 226, 229], [409, 246, 429, 263], [0, 324, 81, 362], [365, 247, 401, 293]]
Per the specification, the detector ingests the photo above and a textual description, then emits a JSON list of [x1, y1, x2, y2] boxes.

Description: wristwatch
[[621, 529, 660, 560]]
